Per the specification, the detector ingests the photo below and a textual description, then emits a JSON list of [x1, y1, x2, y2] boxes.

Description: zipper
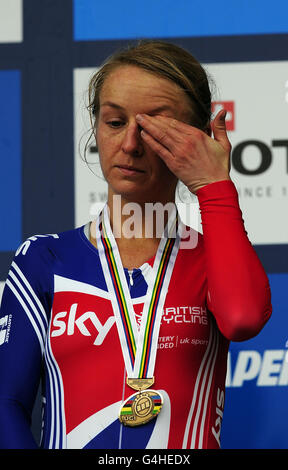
[[128, 269, 134, 287]]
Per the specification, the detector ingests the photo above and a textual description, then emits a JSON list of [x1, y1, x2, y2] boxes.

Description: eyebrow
[[100, 101, 175, 115]]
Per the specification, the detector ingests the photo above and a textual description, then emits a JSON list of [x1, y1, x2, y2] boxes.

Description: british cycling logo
[[0, 314, 12, 345]]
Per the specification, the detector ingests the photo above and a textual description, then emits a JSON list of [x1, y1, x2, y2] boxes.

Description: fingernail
[[136, 114, 144, 122], [221, 110, 227, 120]]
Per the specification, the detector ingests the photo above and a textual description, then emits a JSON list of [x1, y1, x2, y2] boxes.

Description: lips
[[115, 164, 145, 174]]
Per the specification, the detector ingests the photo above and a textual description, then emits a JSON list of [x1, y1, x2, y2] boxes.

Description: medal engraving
[[119, 389, 163, 427], [127, 377, 154, 391]]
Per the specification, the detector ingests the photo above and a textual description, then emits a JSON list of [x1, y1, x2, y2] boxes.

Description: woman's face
[[95, 65, 192, 204]]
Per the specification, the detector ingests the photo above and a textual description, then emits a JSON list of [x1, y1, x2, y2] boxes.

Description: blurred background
[[0, 0, 288, 449]]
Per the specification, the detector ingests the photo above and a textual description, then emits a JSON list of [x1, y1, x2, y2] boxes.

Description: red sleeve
[[197, 180, 272, 342]]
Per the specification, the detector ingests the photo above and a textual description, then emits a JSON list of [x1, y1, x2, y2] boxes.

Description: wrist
[[188, 177, 232, 195]]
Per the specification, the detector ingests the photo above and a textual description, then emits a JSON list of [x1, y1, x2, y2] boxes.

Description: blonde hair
[[88, 40, 211, 131]]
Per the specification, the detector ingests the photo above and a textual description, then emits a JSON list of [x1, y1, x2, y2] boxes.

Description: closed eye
[[107, 120, 125, 128]]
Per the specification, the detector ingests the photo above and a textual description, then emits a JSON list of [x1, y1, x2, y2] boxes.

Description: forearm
[[197, 180, 272, 341]]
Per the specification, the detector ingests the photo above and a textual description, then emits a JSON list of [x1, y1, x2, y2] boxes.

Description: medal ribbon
[[99, 216, 137, 367], [137, 234, 175, 378], [96, 204, 182, 379]]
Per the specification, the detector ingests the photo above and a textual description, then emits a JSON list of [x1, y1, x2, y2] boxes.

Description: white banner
[[74, 61, 288, 245], [0, 0, 22, 43], [207, 61, 288, 245]]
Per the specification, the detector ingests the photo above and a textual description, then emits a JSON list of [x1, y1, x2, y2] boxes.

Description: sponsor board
[[221, 273, 288, 449], [207, 61, 288, 245], [0, 0, 23, 43], [222, 346, 288, 448], [226, 349, 288, 387], [73, 68, 105, 227], [74, 62, 288, 244]]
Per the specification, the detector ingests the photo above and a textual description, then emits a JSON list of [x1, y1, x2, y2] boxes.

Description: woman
[[0, 41, 272, 449]]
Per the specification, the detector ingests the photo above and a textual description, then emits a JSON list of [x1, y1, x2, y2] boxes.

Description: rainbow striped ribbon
[[137, 234, 175, 378], [100, 216, 137, 367], [96, 204, 181, 380]]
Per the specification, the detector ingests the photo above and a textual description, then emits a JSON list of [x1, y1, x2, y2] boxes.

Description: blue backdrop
[[0, 0, 287, 449], [74, 0, 288, 39], [0, 70, 21, 251]]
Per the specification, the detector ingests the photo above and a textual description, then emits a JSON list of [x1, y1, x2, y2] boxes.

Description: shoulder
[[14, 226, 84, 258], [11, 226, 85, 277], [15, 232, 60, 258], [2, 226, 87, 319]]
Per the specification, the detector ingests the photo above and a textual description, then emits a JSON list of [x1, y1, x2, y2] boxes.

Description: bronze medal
[[119, 389, 163, 427]]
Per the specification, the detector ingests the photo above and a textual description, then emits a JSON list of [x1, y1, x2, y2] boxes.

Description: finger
[[211, 109, 231, 152], [152, 114, 195, 134], [140, 129, 174, 164], [136, 114, 182, 145]]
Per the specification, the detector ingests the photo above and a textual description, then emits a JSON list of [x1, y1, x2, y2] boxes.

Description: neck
[[107, 191, 176, 243]]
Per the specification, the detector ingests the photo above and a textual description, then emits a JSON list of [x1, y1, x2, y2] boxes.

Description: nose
[[121, 121, 143, 157]]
